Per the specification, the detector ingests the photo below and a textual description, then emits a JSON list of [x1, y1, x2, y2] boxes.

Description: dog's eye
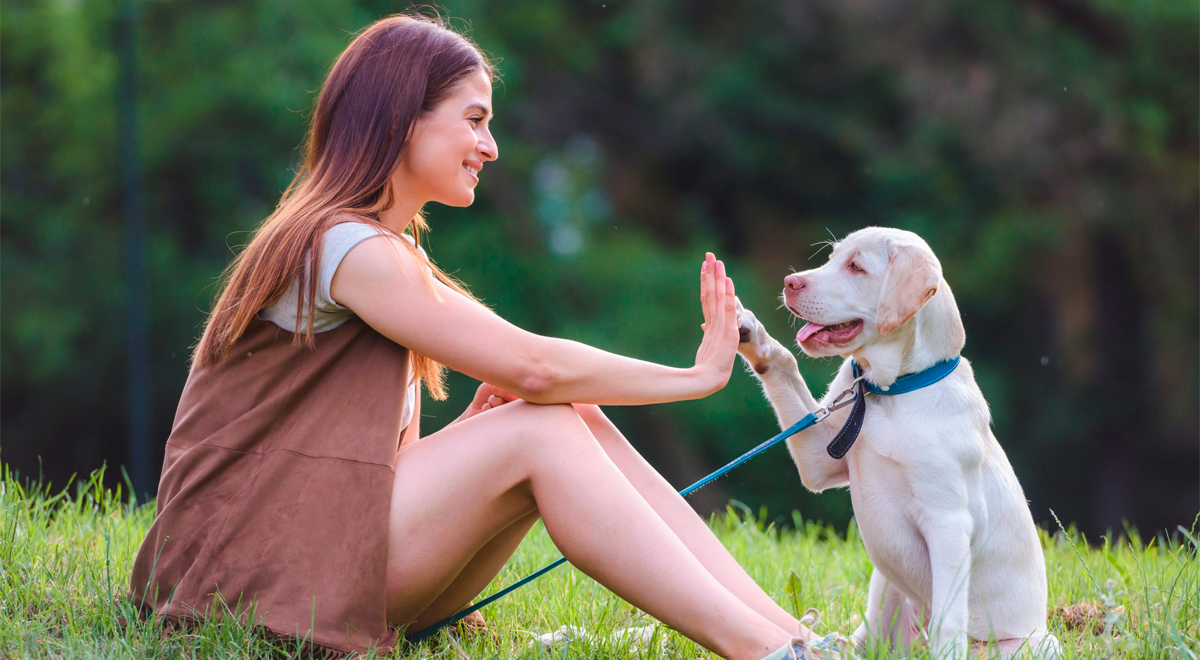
[[848, 262, 865, 273]]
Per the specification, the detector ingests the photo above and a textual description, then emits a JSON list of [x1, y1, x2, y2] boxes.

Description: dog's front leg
[[920, 511, 973, 658], [736, 303, 848, 491], [735, 304, 817, 420]]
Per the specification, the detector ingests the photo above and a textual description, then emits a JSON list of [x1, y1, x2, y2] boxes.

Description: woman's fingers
[[692, 258, 741, 394], [713, 259, 726, 323], [700, 254, 740, 339], [700, 253, 716, 326], [485, 385, 519, 408], [488, 384, 518, 401], [706, 258, 726, 334], [698, 254, 740, 357], [472, 383, 520, 416]]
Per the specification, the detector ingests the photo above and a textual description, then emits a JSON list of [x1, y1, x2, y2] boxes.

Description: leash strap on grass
[[408, 411, 822, 642]]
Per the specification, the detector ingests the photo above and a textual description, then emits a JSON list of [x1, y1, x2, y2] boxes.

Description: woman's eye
[[468, 116, 483, 126], [849, 262, 864, 273]]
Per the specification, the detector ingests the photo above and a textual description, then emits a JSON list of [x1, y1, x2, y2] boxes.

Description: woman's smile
[[464, 159, 483, 183]]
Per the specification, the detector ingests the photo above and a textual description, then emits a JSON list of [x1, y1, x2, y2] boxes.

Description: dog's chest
[[845, 423, 933, 603]]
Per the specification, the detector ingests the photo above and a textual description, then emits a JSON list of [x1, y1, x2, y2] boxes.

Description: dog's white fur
[[736, 227, 1060, 659]]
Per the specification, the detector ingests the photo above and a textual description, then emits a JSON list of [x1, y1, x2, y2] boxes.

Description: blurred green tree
[[2, 0, 1196, 536]]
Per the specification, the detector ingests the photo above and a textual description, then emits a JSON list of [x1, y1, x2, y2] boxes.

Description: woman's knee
[[486, 402, 628, 465], [571, 403, 628, 453], [507, 400, 580, 425], [571, 403, 604, 426], [503, 401, 597, 454]]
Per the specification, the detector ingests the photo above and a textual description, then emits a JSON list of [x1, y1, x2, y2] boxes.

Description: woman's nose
[[478, 134, 498, 162]]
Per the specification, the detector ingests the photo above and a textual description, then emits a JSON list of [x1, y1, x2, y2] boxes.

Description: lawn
[[2, 465, 1196, 659]]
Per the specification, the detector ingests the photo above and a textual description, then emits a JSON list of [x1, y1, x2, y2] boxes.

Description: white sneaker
[[757, 609, 855, 660], [524, 623, 589, 649], [524, 622, 665, 654], [609, 623, 664, 653]]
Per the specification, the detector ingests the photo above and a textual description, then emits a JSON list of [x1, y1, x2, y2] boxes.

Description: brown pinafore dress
[[128, 315, 409, 655]]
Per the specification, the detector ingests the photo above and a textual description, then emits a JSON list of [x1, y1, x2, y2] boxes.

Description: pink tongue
[[797, 322, 826, 342]]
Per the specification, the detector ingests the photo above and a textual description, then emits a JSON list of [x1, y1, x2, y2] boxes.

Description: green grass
[[2, 465, 1196, 659]]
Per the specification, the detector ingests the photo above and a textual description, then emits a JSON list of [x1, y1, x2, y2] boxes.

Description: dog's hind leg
[[855, 568, 924, 655]]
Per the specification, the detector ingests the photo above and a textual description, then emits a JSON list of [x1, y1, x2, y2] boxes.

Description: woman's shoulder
[[319, 213, 429, 303], [326, 212, 387, 240], [324, 213, 421, 248]]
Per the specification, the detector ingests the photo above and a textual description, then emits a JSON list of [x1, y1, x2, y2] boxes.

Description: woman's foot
[[447, 606, 488, 638]]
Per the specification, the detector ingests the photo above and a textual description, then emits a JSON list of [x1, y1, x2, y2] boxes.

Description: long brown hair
[[192, 12, 493, 400]]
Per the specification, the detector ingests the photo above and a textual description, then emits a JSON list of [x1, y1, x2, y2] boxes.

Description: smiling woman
[[187, 13, 495, 399], [126, 11, 847, 660], [386, 70, 497, 218]]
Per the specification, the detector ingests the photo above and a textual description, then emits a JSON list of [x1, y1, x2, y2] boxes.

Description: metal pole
[[116, 0, 152, 502]]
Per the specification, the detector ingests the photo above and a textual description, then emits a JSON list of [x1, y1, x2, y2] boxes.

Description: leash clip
[[813, 375, 866, 422]]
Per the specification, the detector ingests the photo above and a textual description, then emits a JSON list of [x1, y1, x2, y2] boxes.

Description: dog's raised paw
[[735, 300, 762, 344], [734, 303, 777, 365]]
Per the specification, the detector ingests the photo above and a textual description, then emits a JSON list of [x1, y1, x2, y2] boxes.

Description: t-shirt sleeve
[[318, 222, 386, 310], [319, 222, 428, 310]]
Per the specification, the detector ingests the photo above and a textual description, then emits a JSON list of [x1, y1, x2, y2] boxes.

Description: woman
[[129, 12, 843, 660]]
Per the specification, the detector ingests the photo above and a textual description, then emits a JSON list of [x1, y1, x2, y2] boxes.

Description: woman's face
[[395, 69, 498, 208]]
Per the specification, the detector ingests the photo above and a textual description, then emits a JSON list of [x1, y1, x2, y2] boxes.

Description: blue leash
[[409, 410, 824, 642], [410, 356, 962, 642]]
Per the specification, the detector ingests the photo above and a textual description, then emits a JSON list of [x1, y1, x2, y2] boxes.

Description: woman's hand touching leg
[[451, 382, 520, 426]]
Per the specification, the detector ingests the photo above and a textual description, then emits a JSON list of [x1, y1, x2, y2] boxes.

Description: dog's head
[[783, 227, 965, 384]]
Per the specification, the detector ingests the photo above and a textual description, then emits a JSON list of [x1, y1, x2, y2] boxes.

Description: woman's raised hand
[[693, 252, 740, 395]]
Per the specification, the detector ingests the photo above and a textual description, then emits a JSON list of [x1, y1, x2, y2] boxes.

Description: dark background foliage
[[3, 0, 1197, 538]]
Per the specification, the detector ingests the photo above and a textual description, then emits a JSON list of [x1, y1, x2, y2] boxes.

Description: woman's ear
[[875, 243, 941, 335]]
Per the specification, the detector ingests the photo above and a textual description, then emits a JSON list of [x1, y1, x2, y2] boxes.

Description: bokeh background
[[3, 0, 1197, 539]]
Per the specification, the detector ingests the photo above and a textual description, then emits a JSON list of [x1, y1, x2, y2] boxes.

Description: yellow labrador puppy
[[735, 227, 1060, 659]]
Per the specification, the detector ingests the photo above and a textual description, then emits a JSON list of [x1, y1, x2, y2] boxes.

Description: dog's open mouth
[[796, 318, 864, 345]]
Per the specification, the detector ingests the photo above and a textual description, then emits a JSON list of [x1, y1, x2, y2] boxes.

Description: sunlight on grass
[[1, 465, 1196, 659]]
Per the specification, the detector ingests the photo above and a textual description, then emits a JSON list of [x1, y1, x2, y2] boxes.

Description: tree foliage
[[3, 0, 1196, 535]]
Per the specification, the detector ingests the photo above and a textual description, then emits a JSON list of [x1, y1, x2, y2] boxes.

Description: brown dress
[[129, 315, 409, 655]]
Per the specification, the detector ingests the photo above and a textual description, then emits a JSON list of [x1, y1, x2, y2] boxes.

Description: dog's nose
[[784, 274, 808, 291]]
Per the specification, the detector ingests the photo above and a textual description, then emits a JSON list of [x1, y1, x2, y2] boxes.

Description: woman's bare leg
[[386, 401, 791, 660], [404, 404, 808, 637], [573, 404, 810, 638], [408, 509, 539, 629]]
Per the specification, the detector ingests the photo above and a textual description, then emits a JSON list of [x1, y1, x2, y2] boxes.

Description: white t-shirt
[[256, 221, 422, 429]]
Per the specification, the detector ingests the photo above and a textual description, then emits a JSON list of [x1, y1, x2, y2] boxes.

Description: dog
[[735, 227, 1061, 659]]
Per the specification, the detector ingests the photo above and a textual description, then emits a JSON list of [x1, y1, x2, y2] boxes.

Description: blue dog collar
[[851, 355, 961, 395]]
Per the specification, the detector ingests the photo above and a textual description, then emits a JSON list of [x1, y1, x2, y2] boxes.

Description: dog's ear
[[876, 243, 940, 335]]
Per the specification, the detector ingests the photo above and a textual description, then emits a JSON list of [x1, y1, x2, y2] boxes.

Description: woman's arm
[[331, 235, 740, 406]]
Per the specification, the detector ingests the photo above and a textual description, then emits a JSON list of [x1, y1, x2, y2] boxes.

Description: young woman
[[129, 13, 844, 660]]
